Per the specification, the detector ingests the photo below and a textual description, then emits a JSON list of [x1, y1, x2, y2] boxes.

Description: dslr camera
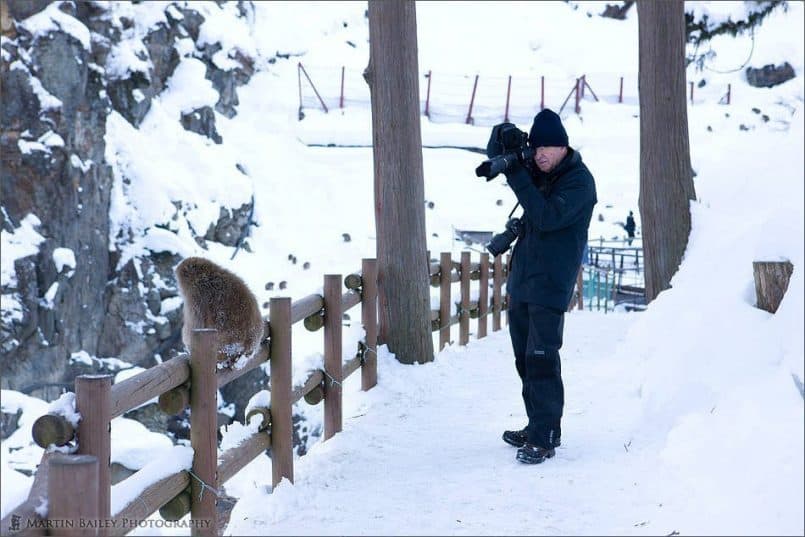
[[475, 122, 535, 181], [476, 122, 532, 256], [486, 216, 522, 257]]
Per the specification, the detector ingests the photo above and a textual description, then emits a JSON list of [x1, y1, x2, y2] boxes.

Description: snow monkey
[[175, 256, 264, 367]]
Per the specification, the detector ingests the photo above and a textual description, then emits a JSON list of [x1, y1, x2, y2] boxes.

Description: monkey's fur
[[175, 257, 264, 367]]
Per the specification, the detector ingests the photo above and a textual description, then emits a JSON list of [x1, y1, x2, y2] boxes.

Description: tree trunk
[[637, 0, 697, 302], [753, 261, 794, 313], [364, 0, 434, 364]]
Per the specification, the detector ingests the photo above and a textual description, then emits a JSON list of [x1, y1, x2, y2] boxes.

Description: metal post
[[466, 74, 479, 124], [619, 76, 624, 103], [425, 70, 432, 117], [540, 76, 545, 110], [297, 62, 303, 119], [504, 75, 512, 122], [727, 83, 731, 105], [339, 66, 345, 109], [690, 81, 694, 103], [596, 270, 601, 311], [298, 62, 329, 113]]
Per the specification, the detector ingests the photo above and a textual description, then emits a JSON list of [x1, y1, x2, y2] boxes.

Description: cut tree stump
[[752, 260, 794, 313]]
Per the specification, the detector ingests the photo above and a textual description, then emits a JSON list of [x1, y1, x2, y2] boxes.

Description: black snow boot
[[516, 443, 555, 464], [503, 428, 562, 448], [502, 427, 528, 448]]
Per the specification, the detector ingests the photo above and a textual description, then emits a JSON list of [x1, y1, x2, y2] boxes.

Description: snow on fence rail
[[4, 250, 562, 535], [298, 63, 734, 125]]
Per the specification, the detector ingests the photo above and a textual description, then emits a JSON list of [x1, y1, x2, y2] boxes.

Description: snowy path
[[225, 311, 678, 536]]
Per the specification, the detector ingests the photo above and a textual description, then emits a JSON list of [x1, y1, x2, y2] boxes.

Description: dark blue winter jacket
[[504, 148, 597, 310]]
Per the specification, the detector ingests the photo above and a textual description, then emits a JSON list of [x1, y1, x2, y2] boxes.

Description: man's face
[[533, 146, 567, 173]]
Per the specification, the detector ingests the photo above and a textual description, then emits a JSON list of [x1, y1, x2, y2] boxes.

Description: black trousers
[[508, 300, 565, 448]]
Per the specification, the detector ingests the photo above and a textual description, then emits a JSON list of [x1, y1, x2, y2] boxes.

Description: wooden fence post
[[439, 252, 452, 349], [478, 253, 489, 339], [689, 81, 694, 103], [323, 274, 343, 440], [574, 77, 581, 114], [492, 255, 502, 331], [270, 297, 293, 486], [189, 329, 218, 536], [619, 76, 624, 103], [459, 251, 471, 345], [48, 454, 99, 537], [361, 259, 378, 391], [75, 374, 111, 533]]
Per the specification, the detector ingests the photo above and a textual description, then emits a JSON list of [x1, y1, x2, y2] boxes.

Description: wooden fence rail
[[10, 251, 564, 535]]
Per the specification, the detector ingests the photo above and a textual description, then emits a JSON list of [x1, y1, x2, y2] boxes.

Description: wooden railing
[[2, 252, 517, 536]]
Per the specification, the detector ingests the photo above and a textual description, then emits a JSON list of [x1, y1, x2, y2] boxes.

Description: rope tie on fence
[[358, 342, 377, 364], [187, 469, 222, 501], [323, 369, 342, 388]]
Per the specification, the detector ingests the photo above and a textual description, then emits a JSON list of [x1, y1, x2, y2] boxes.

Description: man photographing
[[483, 108, 597, 464]]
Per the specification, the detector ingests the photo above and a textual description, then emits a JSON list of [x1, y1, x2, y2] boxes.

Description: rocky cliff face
[[0, 1, 257, 406]]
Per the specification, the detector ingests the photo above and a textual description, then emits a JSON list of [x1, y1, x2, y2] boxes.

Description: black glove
[[505, 217, 523, 237], [486, 122, 523, 159]]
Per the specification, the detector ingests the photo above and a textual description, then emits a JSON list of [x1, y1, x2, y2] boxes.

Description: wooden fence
[[2, 251, 523, 536]]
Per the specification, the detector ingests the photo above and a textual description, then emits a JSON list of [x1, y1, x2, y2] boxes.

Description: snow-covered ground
[[2, 1, 803, 535]]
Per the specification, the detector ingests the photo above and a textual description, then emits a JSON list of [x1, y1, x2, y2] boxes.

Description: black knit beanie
[[528, 108, 568, 148]]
